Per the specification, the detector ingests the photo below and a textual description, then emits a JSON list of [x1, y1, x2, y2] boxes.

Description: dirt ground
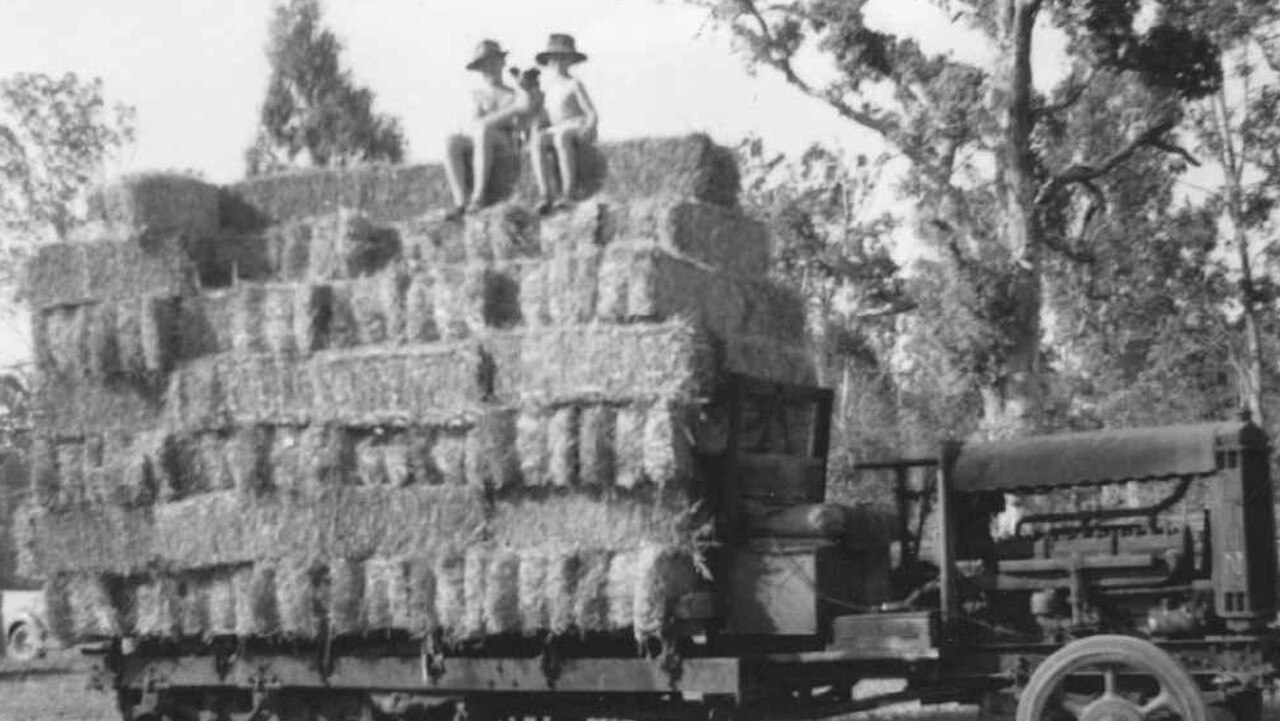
[[0, 666, 984, 721]]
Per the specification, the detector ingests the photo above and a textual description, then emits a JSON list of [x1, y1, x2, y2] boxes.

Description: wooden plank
[[829, 612, 939, 660]]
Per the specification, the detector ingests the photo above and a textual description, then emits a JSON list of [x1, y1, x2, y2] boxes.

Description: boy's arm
[[572, 78, 598, 131], [478, 90, 533, 129]]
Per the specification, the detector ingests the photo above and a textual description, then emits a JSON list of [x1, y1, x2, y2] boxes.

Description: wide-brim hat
[[535, 33, 587, 65], [466, 39, 508, 70]]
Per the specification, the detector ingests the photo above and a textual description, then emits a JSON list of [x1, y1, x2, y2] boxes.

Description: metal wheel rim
[[6, 623, 37, 661], [1018, 637, 1207, 721]]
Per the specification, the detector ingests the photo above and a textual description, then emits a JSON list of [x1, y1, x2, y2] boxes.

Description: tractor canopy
[[951, 419, 1267, 492]]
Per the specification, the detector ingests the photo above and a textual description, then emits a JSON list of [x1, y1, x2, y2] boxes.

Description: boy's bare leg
[[468, 125, 501, 208], [530, 129, 555, 212], [444, 133, 472, 214], [552, 126, 579, 203]]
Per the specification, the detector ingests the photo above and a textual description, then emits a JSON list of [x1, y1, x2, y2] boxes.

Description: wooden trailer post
[[938, 440, 962, 635]]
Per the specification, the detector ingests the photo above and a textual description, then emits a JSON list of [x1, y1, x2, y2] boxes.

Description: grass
[[0, 649, 116, 721]]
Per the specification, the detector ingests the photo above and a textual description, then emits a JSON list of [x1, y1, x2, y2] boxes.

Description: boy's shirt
[[542, 74, 594, 133]]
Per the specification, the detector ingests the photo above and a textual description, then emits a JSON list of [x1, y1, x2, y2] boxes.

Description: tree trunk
[[1213, 87, 1266, 426], [981, 0, 1045, 440]]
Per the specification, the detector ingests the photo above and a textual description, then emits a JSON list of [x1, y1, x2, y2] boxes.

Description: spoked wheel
[[1016, 635, 1208, 721]]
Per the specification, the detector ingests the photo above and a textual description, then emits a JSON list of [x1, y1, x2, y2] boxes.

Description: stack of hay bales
[[17, 135, 818, 647]]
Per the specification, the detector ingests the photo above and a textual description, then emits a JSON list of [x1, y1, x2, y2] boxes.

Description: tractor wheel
[[1016, 635, 1208, 721], [5, 619, 45, 663]]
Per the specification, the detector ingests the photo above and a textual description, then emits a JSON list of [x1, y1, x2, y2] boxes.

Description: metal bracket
[[133, 665, 169, 718], [540, 635, 564, 689], [230, 664, 283, 721], [421, 633, 446, 684]]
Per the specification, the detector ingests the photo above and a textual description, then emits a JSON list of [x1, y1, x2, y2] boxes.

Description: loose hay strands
[[614, 407, 646, 490], [633, 544, 700, 641], [488, 492, 695, 552], [515, 410, 549, 487], [136, 574, 181, 638], [642, 401, 694, 490], [546, 550, 580, 635], [605, 549, 637, 630], [464, 411, 519, 491], [69, 574, 122, 639], [362, 558, 395, 631], [517, 548, 548, 633], [573, 550, 612, 633]]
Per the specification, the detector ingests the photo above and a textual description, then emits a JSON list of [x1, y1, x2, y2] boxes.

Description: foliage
[[686, 0, 1225, 435], [0, 72, 135, 254], [246, 0, 405, 176]]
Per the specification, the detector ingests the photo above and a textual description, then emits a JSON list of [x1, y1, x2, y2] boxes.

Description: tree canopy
[[246, 0, 406, 176]]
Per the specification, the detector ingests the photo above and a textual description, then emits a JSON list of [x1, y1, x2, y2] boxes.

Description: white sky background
[[0, 0, 1072, 365]]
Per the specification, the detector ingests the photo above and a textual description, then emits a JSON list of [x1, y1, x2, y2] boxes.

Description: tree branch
[[1034, 118, 1187, 207], [1033, 68, 1095, 120]]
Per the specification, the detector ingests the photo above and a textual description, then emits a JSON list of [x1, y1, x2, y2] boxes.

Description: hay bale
[[293, 283, 332, 353], [208, 571, 238, 635], [136, 574, 181, 637], [88, 173, 220, 240], [591, 134, 740, 207], [115, 298, 150, 374], [406, 427, 442, 486], [224, 166, 454, 227], [539, 201, 607, 255], [354, 433, 388, 487], [30, 438, 59, 508], [643, 402, 694, 489], [601, 200, 768, 276], [546, 550, 580, 635], [578, 406, 616, 487], [516, 410, 549, 487], [573, 550, 612, 633], [615, 407, 645, 490], [363, 558, 395, 630], [179, 575, 211, 637], [23, 236, 198, 310], [483, 550, 521, 635], [87, 302, 121, 375], [328, 558, 364, 636], [383, 441, 411, 487], [462, 548, 488, 638], [69, 574, 122, 638], [398, 215, 466, 267], [54, 441, 85, 508], [403, 273, 440, 343], [546, 252, 601, 324], [516, 323, 713, 406], [34, 306, 87, 376], [489, 493, 693, 551], [44, 575, 75, 644], [347, 272, 408, 345], [432, 427, 468, 486], [396, 557, 438, 635], [464, 202, 540, 260], [518, 262, 550, 326], [229, 425, 274, 496], [606, 550, 638, 630], [464, 410, 519, 491], [431, 266, 483, 339], [140, 296, 178, 372], [234, 564, 279, 637], [231, 284, 269, 353], [547, 406, 580, 487], [175, 291, 237, 360], [633, 545, 700, 640], [435, 552, 466, 638], [36, 370, 167, 435], [517, 549, 548, 632]]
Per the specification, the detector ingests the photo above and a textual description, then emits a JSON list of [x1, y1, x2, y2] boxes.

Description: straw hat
[[466, 39, 508, 70], [535, 33, 587, 65]]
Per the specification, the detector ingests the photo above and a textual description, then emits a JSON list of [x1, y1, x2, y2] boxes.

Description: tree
[[688, 0, 1223, 437], [0, 72, 135, 252], [246, 0, 405, 176], [1180, 2, 1280, 426]]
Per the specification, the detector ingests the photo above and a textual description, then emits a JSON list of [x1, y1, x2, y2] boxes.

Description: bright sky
[[0, 0, 1068, 365], [0, 0, 1027, 183]]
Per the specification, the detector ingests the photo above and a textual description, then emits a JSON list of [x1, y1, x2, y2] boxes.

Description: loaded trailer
[[90, 379, 1280, 721]]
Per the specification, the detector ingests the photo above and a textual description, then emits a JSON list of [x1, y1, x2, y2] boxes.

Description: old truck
[[89, 377, 1278, 721]]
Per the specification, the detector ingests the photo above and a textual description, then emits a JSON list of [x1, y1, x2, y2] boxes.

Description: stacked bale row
[[18, 134, 816, 647]]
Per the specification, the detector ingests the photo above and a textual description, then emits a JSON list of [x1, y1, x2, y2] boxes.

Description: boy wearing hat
[[529, 33, 598, 213], [444, 39, 531, 218]]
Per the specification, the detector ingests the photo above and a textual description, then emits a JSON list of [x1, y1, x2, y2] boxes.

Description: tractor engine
[[945, 419, 1277, 640]]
